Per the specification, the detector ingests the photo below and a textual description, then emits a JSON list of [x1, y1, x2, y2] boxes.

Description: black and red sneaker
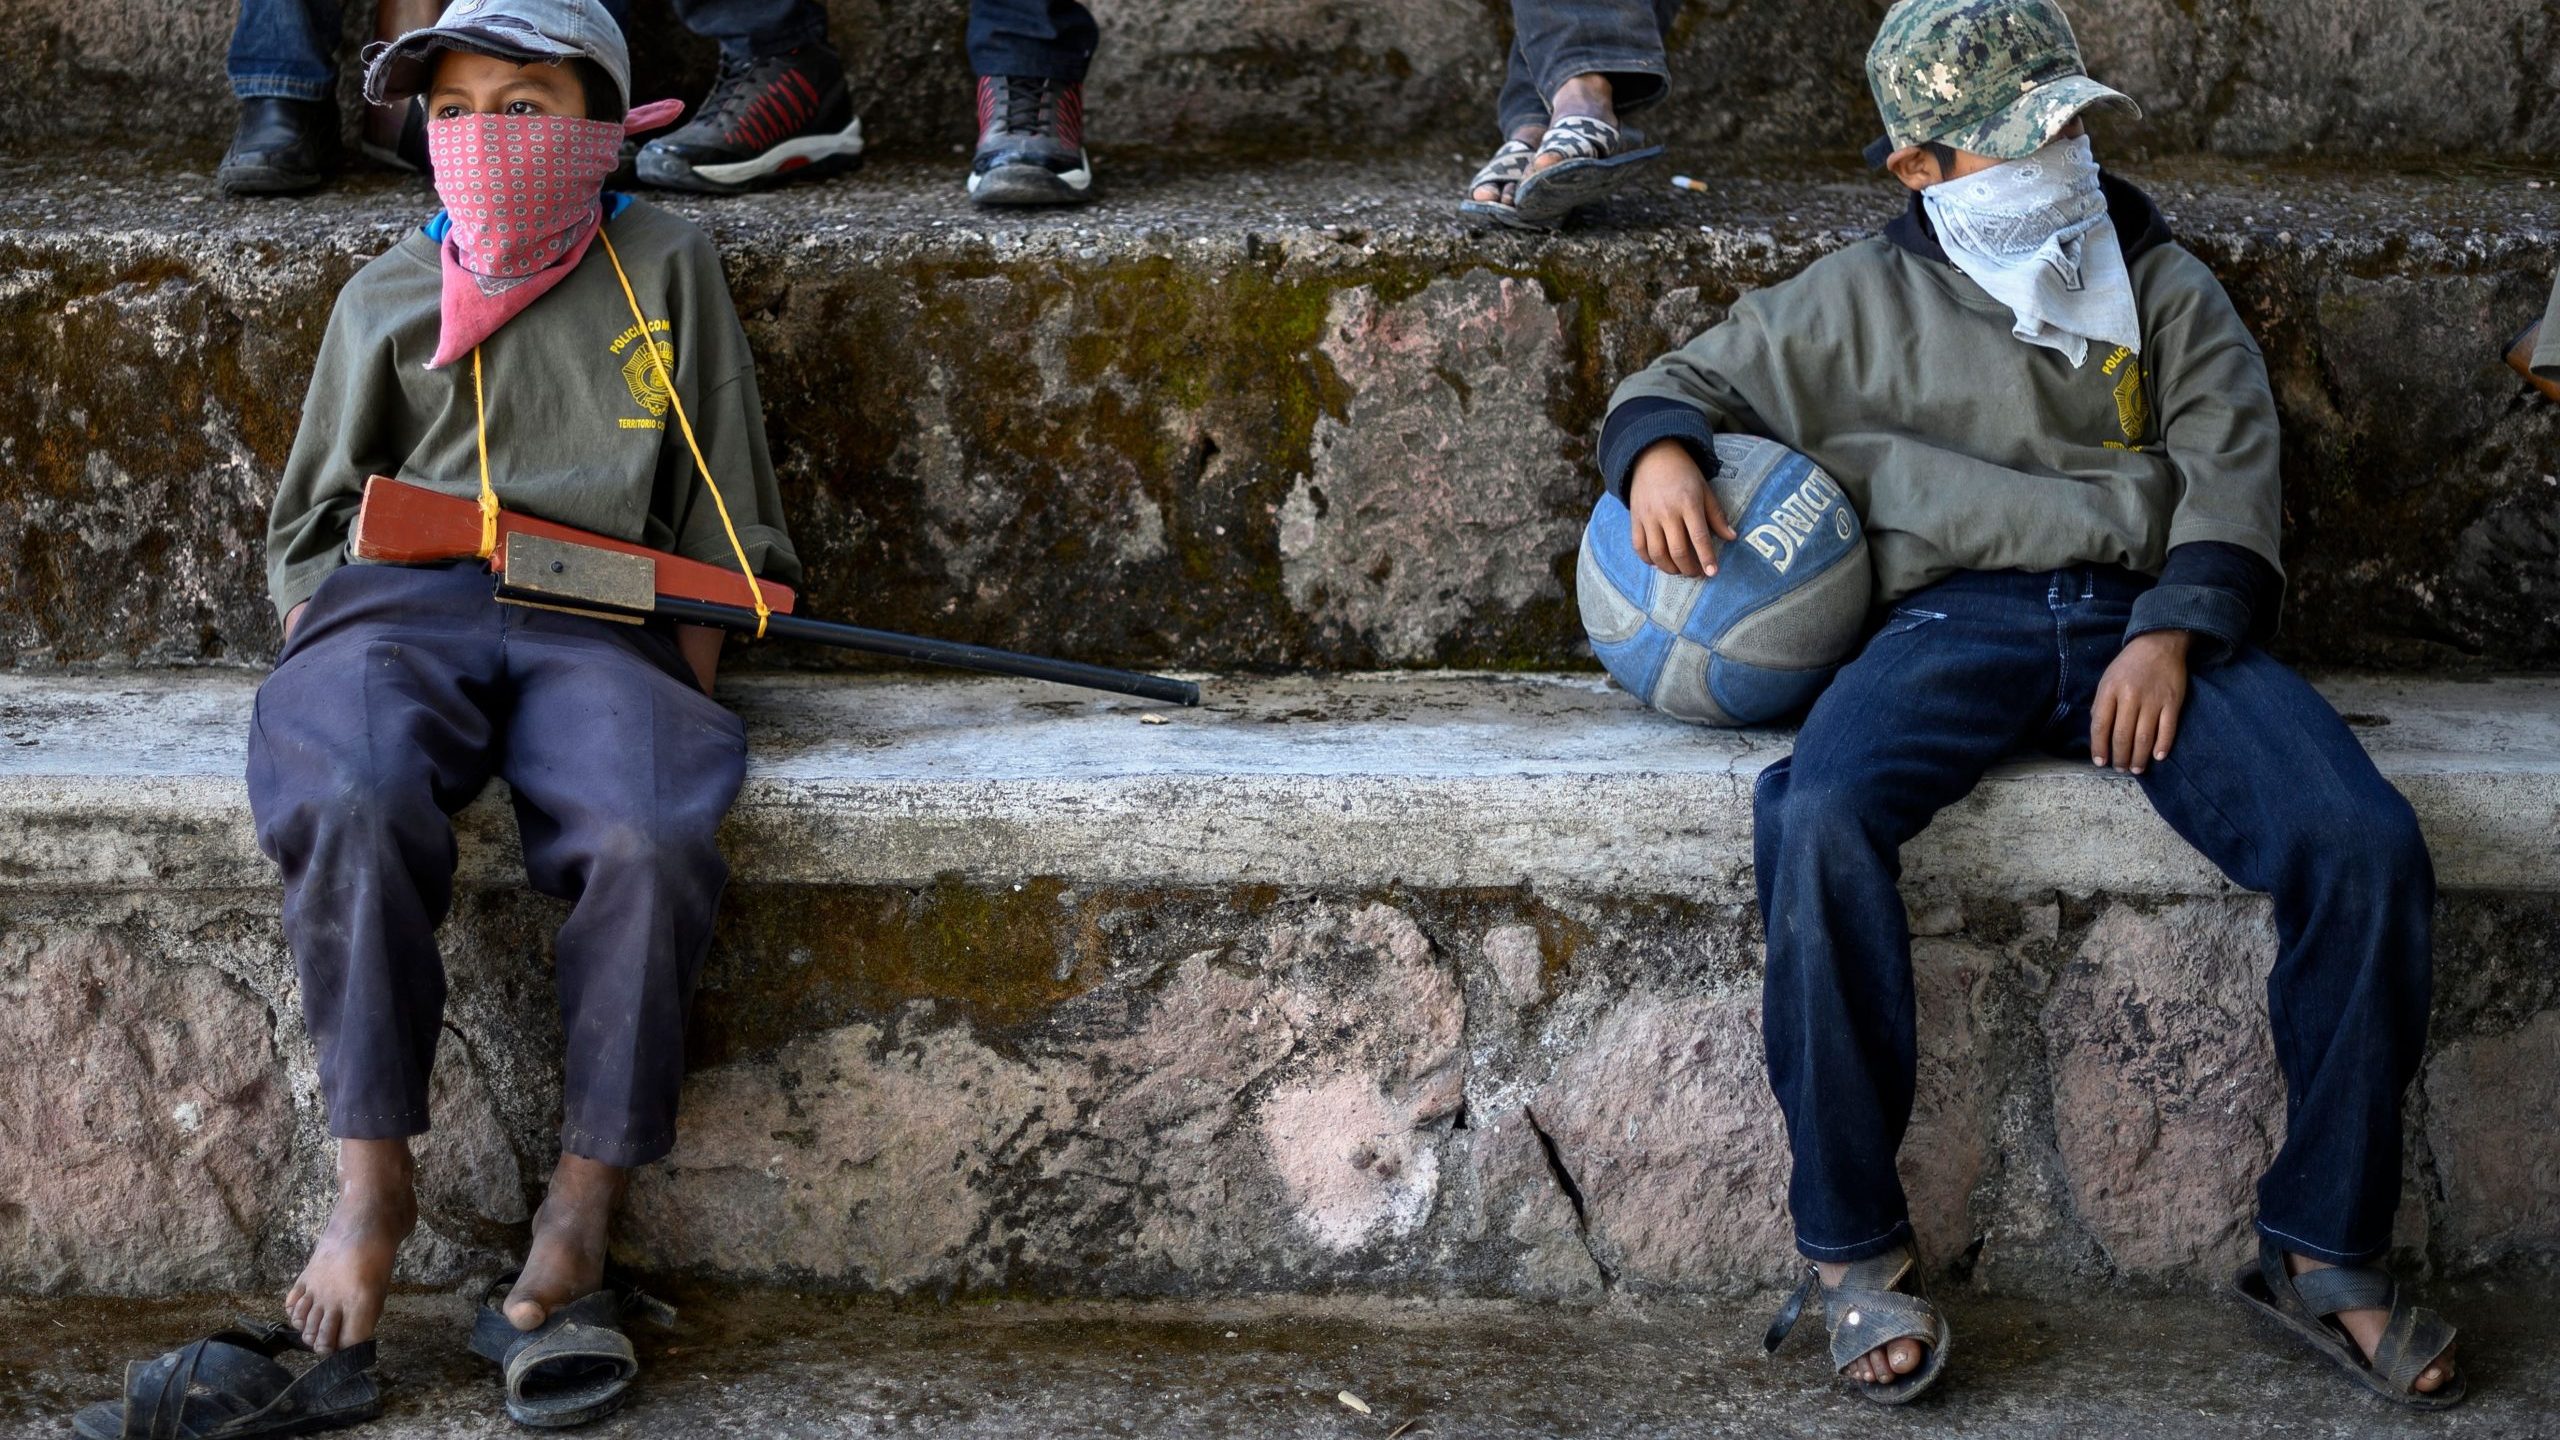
[[967, 76, 1092, 206], [637, 44, 864, 195]]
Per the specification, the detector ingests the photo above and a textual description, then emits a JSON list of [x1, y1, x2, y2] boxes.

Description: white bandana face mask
[[1921, 134, 2140, 368]]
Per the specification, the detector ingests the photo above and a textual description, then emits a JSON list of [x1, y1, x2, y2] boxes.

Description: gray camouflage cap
[[362, 0, 630, 113], [1864, 0, 2139, 162]]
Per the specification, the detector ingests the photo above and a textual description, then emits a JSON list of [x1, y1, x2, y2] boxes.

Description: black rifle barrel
[[639, 592, 1200, 706]]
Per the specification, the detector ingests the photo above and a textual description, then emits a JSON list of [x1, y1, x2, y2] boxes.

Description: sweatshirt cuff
[[1596, 397, 1720, 504], [270, 555, 348, 628], [2126, 584, 2253, 666]]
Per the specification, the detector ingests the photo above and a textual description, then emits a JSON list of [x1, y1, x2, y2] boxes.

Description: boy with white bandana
[[1598, 0, 2463, 1410]]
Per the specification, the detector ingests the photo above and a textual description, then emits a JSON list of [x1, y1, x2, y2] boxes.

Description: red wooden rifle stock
[[348, 475, 1199, 706], [351, 474, 798, 612]]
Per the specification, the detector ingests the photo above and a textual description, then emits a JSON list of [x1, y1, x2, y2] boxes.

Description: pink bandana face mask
[[423, 97, 683, 369]]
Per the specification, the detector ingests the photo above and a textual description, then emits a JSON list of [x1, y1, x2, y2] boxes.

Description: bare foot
[[1472, 119, 1549, 205], [503, 1154, 630, 1331], [1527, 73, 1618, 178], [1815, 1260, 1931, 1386], [2286, 1252, 2456, 1394], [283, 1138, 417, 1355]]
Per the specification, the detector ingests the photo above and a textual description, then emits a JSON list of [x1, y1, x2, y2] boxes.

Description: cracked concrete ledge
[[8, 1288, 2560, 1439], [4, 153, 2556, 674], [5, 670, 2559, 1302], [4, 671, 2557, 898]]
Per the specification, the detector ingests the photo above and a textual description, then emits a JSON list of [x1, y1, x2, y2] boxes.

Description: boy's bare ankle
[[335, 1139, 419, 1217]]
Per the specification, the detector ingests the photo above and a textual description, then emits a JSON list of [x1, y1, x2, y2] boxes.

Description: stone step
[[11, 0, 2560, 162], [5, 1287, 2553, 1438], [4, 669, 2558, 1303], [3, 151, 2555, 675]]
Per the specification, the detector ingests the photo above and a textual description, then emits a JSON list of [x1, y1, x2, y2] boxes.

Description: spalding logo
[[1744, 470, 1848, 575]]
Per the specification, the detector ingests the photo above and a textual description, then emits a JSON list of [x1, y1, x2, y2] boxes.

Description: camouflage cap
[[1865, 0, 2139, 162]]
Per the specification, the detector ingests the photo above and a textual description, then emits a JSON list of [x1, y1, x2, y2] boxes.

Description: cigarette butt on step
[[1670, 175, 1708, 193]]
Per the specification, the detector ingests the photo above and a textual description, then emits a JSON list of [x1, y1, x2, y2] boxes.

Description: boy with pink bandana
[[76, 1, 794, 1432]]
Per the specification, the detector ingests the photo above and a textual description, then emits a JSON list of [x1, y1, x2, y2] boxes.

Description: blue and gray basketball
[[1577, 434, 1870, 726]]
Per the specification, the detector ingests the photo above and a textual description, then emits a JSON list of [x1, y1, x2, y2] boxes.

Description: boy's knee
[[2287, 787, 2432, 890]]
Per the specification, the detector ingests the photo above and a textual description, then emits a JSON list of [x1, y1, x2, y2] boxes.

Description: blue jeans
[[1754, 566, 2433, 1267], [229, 0, 633, 100], [667, 0, 1096, 78], [1498, 0, 1680, 137]]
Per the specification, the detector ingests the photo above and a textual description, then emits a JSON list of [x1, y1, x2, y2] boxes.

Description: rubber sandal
[[1763, 1246, 1952, 1405], [71, 1317, 382, 1439], [1511, 115, 1664, 226], [2233, 1236, 2465, 1410], [469, 1274, 675, 1429], [1457, 138, 1550, 232]]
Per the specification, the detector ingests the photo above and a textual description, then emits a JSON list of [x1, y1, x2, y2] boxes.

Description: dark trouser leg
[[228, 0, 343, 100], [967, 0, 1098, 82], [500, 614, 747, 1167], [1757, 578, 2048, 1262], [247, 565, 504, 1141], [667, 0, 832, 61], [2121, 648, 2434, 1263], [1506, 0, 1679, 126]]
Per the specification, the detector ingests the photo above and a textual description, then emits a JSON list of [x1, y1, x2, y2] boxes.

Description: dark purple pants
[[247, 562, 747, 1167]]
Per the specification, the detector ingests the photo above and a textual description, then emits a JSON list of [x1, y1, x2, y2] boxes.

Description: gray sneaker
[[967, 76, 1092, 206]]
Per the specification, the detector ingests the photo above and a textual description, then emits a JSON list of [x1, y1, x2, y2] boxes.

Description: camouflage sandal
[[1510, 115, 1663, 225], [2235, 1236, 2464, 1409], [1458, 138, 1544, 231], [1762, 1246, 1952, 1405]]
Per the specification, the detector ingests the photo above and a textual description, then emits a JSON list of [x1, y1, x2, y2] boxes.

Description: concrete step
[[3, 151, 2555, 675], [4, 669, 2558, 1303], [11, 0, 2560, 162], [5, 1287, 2555, 1438]]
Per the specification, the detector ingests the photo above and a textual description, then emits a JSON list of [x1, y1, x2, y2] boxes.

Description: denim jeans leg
[[1496, 36, 1546, 138], [1508, 0, 1677, 119], [228, 0, 343, 101], [1756, 579, 2049, 1262], [667, 0, 832, 61], [2124, 647, 2435, 1265], [967, 0, 1098, 82]]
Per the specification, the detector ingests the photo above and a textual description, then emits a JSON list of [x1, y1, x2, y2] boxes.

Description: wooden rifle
[[350, 475, 1199, 706]]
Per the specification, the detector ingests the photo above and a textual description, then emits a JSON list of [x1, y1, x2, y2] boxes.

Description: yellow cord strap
[[471, 347, 497, 557], [461, 225, 773, 638], [598, 227, 770, 638]]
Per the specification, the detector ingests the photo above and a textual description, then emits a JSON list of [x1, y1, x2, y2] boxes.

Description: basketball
[[1576, 434, 1871, 726]]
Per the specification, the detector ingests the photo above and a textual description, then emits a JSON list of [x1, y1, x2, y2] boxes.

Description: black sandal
[[1457, 138, 1545, 232], [71, 1318, 382, 1439], [1762, 1246, 1952, 1405], [2235, 1236, 2465, 1409], [469, 1275, 674, 1429], [1510, 114, 1664, 226]]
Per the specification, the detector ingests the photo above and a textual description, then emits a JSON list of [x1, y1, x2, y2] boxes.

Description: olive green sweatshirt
[[265, 197, 799, 623], [1601, 176, 2282, 634]]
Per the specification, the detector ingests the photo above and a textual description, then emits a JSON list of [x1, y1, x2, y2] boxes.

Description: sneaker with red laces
[[968, 75, 1092, 206], [637, 44, 864, 195]]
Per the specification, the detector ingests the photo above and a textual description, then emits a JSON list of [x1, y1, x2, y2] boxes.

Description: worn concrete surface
[[6, 1287, 2557, 1439], [1, 152, 2554, 674], [5, 670, 2558, 896], [8, 0, 2560, 162], [4, 672, 2559, 1300]]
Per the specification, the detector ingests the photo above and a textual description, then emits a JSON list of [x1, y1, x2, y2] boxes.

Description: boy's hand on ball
[[1628, 440, 1738, 578], [2092, 630, 2191, 774]]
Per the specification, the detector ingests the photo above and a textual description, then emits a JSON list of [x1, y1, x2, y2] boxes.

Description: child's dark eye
[[434, 103, 465, 119], [506, 100, 542, 115]]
